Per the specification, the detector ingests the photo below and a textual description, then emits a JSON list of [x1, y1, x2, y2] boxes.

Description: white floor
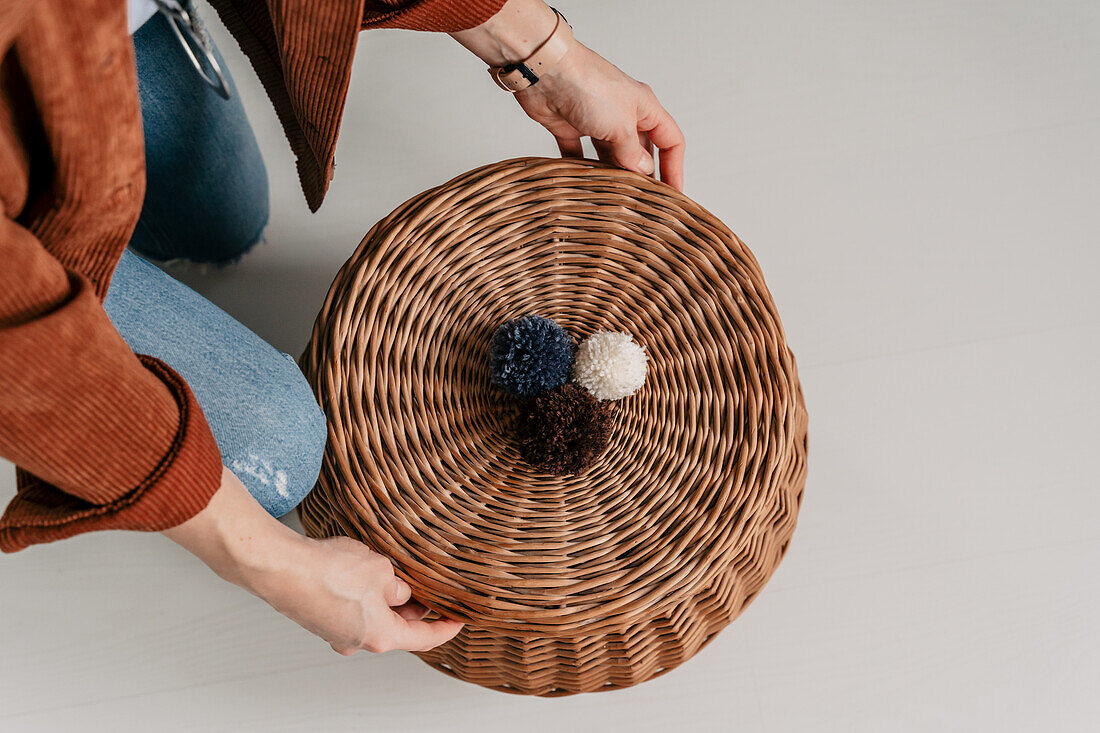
[[3, 1, 1098, 730]]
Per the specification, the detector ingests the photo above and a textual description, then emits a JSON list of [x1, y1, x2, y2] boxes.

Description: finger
[[555, 136, 584, 159], [394, 600, 430, 621], [593, 139, 615, 165], [640, 105, 685, 191], [637, 130, 655, 179], [387, 613, 464, 652], [330, 642, 357, 656], [536, 116, 584, 159], [603, 129, 655, 177], [383, 576, 412, 607], [657, 136, 685, 192]]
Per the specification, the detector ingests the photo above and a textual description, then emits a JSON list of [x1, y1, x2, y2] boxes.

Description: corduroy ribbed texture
[[0, 358, 224, 553], [0, 0, 225, 552], [0, 0, 507, 552], [207, 0, 507, 211], [362, 0, 508, 32]]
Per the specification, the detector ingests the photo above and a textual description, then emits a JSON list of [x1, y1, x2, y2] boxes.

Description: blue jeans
[[103, 14, 325, 517], [129, 12, 270, 264]]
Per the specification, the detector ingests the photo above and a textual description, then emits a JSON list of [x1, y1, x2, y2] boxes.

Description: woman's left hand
[[451, 0, 685, 191], [514, 41, 685, 191]]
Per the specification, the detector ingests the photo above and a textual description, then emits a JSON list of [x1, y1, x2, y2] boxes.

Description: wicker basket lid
[[299, 157, 808, 695]]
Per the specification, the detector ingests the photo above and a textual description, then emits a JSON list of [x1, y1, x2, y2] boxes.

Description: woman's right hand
[[252, 534, 464, 655], [163, 466, 462, 655], [451, 0, 685, 190]]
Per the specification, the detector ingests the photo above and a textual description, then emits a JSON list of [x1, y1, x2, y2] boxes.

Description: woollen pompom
[[517, 385, 613, 475], [490, 314, 575, 397], [573, 330, 648, 400]]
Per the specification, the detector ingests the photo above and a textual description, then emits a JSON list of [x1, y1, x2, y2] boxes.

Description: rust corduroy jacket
[[0, 0, 506, 552]]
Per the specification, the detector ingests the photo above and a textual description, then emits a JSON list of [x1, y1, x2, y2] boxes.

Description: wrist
[[163, 465, 306, 594], [450, 0, 558, 66], [515, 37, 584, 91]]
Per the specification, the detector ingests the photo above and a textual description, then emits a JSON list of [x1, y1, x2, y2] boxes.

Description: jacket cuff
[[0, 357, 223, 553], [363, 0, 507, 32]]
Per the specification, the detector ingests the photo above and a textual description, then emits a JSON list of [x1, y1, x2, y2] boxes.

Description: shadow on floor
[[159, 253, 343, 358]]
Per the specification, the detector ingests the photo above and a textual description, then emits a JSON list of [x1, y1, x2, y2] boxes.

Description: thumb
[[384, 575, 413, 607], [607, 131, 655, 176]]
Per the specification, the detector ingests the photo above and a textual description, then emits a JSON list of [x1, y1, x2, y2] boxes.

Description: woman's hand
[[515, 42, 685, 191], [254, 534, 463, 655], [452, 0, 685, 190], [163, 466, 462, 655]]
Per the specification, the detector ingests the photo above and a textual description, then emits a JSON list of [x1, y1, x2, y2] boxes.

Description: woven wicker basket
[[299, 157, 808, 696]]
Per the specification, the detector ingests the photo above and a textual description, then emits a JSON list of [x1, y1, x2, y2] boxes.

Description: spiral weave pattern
[[299, 158, 808, 696]]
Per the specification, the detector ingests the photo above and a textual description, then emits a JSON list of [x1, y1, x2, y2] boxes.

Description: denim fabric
[[129, 13, 270, 264], [103, 12, 325, 516], [104, 254, 326, 517]]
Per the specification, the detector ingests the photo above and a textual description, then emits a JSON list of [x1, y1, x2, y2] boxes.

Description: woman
[[0, 0, 684, 656]]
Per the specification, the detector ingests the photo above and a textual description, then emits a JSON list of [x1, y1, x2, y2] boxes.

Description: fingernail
[[637, 153, 655, 176]]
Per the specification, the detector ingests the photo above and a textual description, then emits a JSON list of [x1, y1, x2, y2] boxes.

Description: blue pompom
[[490, 315, 575, 397]]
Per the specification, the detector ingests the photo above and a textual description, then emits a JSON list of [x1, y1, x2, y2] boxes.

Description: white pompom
[[573, 331, 648, 401]]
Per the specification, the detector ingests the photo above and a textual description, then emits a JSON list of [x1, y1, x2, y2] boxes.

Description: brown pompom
[[517, 384, 614, 475]]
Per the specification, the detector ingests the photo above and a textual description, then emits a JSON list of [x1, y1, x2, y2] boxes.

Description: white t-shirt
[[127, 0, 159, 34]]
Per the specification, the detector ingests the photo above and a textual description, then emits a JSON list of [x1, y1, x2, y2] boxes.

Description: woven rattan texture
[[298, 157, 808, 696]]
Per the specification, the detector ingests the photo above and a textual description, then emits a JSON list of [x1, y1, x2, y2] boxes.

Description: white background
[[2, 1, 1098, 730]]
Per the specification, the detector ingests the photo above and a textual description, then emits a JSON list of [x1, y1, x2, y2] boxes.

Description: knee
[[225, 352, 327, 518]]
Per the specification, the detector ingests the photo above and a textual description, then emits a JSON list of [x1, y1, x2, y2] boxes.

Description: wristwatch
[[488, 8, 573, 93]]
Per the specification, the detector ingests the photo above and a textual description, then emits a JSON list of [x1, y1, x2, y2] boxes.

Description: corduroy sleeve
[[209, 0, 507, 213], [362, 0, 506, 32], [0, 217, 224, 553]]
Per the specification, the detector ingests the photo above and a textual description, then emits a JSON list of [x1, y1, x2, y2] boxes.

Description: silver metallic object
[[154, 0, 231, 100]]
